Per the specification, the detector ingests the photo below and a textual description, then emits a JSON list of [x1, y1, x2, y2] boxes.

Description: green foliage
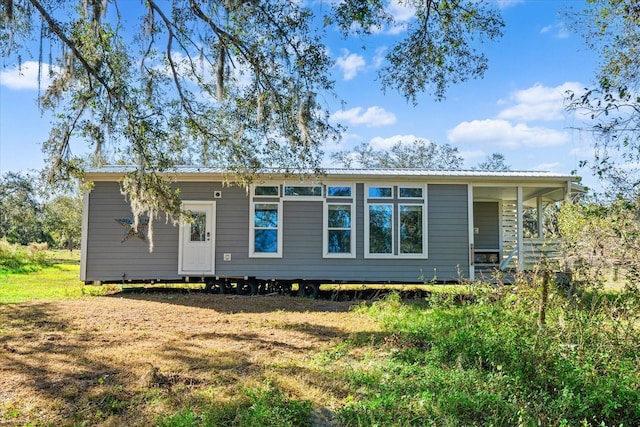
[[42, 194, 82, 249], [331, 139, 464, 169], [340, 289, 640, 426], [0, 172, 83, 249], [474, 153, 511, 171], [0, 239, 47, 273], [565, 0, 640, 197], [157, 382, 312, 427], [1, 0, 504, 249], [558, 200, 640, 286], [0, 172, 44, 245]]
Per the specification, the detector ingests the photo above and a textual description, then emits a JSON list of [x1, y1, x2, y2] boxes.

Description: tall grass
[[338, 283, 640, 426], [0, 239, 48, 273], [157, 381, 312, 427]]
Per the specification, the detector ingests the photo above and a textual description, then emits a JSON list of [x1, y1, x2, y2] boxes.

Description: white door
[[179, 201, 215, 275]]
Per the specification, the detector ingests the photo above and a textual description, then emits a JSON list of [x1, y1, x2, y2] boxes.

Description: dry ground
[[0, 292, 381, 426]]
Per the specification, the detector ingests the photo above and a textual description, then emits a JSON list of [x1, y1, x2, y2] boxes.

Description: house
[[80, 167, 583, 294]]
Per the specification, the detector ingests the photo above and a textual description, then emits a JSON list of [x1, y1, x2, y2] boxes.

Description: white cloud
[[0, 61, 58, 90], [323, 132, 363, 154], [336, 50, 366, 80], [497, 82, 583, 122], [372, 47, 387, 68], [496, 0, 525, 9], [331, 106, 396, 127], [387, 0, 415, 22], [540, 25, 553, 34], [540, 22, 570, 39], [447, 119, 569, 148], [369, 134, 425, 150], [531, 162, 561, 172]]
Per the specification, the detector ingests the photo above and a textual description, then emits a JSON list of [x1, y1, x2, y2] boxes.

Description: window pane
[[255, 186, 279, 196], [328, 205, 351, 228], [284, 186, 322, 197], [190, 212, 206, 242], [254, 229, 278, 253], [399, 187, 423, 198], [369, 204, 393, 253], [328, 230, 351, 253], [254, 204, 278, 227], [368, 186, 392, 198], [400, 205, 423, 254], [327, 186, 352, 197]]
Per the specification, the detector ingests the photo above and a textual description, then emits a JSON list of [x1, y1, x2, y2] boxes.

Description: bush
[[0, 239, 48, 273], [340, 286, 640, 426]]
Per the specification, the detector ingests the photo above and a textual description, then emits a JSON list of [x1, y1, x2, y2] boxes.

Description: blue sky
[[0, 0, 601, 189]]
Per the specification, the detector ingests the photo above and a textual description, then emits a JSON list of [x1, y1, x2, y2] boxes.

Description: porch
[[471, 181, 581, 280]]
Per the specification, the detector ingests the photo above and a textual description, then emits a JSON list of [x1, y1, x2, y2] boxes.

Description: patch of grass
[[157, 382, 312, 427], [0, 240, 48, 274], [0, 249, 105, 303], [338, 287, 640, 426]]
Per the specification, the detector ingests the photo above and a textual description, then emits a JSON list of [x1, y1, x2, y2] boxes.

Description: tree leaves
[[1, 0, 506, 249]]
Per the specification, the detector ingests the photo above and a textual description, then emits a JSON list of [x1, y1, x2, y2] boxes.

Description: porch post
[[467, 184, 475, 281], [536, 196, 544, 238], [517, 186, 524, 272]]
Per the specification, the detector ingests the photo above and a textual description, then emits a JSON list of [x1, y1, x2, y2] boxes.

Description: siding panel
[[85, 181, 470, 282]]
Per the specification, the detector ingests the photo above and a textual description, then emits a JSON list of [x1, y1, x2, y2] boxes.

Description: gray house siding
[[84, 181, 470, 283], [85, 182, 180, 281]]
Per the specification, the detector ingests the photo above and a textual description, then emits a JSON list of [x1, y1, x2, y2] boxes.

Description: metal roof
[[85, 165, 579, 180]]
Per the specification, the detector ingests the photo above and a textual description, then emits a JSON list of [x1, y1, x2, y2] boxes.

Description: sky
[[0, 0, 602, 191]]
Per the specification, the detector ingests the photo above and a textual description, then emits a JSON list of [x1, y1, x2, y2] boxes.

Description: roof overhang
[[84, 166, 582, 203]]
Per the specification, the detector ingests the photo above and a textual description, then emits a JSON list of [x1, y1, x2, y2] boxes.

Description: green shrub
[[0, 239, 47, 273], [340, 287, 640, 426]]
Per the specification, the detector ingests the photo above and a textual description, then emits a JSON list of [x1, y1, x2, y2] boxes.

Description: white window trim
[[249, 200, 283, 258], [323, 200, 356, 258], [397, 202, 427, 258], [364, 202, 395, 258], [365, 184, 394, 199], [326, 183, 354, 198], [364, 184, 428, 259]]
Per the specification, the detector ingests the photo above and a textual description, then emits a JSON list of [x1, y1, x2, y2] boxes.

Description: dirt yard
[[0, 291, 380, 426]]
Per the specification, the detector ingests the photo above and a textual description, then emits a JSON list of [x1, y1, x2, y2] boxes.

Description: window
[[399, 187, 423, 198], [399, 204, 424, 255], [365, 184, 427, 258], [254, 185, 279, 197], [367, 204, 393, 255], [327, 185, 352, 197], [367, 186, 393, 198], [324, 203, 355, 257], [284, 185, 322, 197], [250, 202, 282, 257], [190, 212, 207, 241]]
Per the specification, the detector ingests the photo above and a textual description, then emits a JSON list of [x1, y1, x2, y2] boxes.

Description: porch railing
[[500, 238, 564, 271]]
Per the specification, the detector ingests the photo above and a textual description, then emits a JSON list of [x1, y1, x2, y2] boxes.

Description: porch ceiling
[[473, 186, 566, 206]]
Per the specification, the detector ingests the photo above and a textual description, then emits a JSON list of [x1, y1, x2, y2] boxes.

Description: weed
[[157, 382, 312, 427], [338, 287, 640, 426]]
